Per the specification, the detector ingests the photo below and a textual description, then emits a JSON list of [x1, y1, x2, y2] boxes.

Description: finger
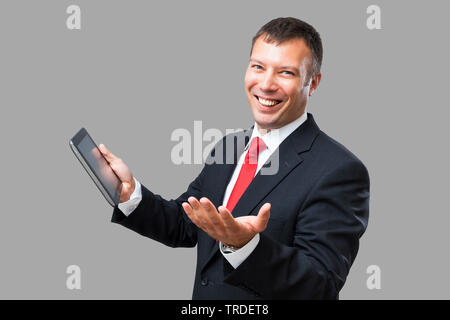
[[218, 206, 239, 231], [197, 198, 222, 232], [182, 202, 202, 227], [98, 144, 117, 163], [186, 198, 211, 230], [199, 199, 223, 229], [182, 202, 194, 217], [253, 203, 271, 232], [199, 197, 216, 212], [188, 197, 201, 210], [198, 198, 215, 220]]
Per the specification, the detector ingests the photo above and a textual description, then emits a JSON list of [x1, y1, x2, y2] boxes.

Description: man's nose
[[260, 72, 278, 91]]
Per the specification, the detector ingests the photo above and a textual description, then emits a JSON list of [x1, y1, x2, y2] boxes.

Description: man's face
[[245, 36, 316, 130]]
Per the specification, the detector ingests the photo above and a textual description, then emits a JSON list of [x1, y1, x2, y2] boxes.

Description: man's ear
[[308, 72, 322, 96]]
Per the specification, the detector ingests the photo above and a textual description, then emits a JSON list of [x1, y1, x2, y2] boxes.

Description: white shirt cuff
[[219, 233, 260, 269], [117, 177, 142, 216]]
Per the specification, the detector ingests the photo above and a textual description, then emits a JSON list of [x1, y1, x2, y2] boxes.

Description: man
[[99, 17, 370, 299]]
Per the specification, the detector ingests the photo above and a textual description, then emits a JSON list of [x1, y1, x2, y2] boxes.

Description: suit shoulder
[[306, 131, 371, 192], [313, 130, 368, 172]]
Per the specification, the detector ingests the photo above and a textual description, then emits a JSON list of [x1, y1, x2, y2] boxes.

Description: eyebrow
[[249, 58, 299, 72]]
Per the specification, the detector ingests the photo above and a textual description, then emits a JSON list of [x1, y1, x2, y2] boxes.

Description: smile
[[254, 95, 282, 107]]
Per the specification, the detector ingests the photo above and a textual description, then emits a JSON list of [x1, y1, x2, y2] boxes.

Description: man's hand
[[98, 144, 135, 202], [182, 197, 271, 248]]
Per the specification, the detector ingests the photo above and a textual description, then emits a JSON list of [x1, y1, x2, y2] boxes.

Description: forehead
[[251, 36, 312, 69]]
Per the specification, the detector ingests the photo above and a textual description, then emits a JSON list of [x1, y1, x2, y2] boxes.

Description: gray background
[[0, 0, 448, 299]]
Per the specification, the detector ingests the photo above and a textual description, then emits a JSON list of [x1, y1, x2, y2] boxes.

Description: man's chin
[[253, 116, 279, 131]]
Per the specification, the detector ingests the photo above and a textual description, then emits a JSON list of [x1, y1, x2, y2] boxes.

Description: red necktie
[[226, 137, 267, 213]]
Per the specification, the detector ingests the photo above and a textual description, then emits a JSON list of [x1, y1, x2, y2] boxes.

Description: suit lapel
[[233, 114, 320, 218], [200, 114, 320, 272], [231, 143, 303, 219]]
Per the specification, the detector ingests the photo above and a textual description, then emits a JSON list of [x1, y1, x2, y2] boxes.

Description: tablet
[[69, 128, 122, 207]]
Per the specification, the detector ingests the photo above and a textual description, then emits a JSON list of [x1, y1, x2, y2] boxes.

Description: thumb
[[98, 143, 116, 163], [253, 203, 271, 232]]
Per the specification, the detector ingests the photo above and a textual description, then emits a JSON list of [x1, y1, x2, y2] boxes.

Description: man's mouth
[[254, 95, 282, 107]]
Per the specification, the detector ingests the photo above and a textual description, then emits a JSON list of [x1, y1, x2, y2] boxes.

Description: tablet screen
[[70, 128, 121, 206]]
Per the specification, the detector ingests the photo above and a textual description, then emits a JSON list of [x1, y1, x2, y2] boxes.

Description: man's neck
[[255, 111, 307, 136], [256, 127, 271, 136]]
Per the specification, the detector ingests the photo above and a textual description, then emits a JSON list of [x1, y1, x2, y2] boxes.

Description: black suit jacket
[[111, 113, 370, 299]]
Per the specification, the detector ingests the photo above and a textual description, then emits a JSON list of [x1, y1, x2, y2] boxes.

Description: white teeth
[[257, 96, 279, 106]]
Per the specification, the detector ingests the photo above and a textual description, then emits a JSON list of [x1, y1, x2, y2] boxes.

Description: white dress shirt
[[118, 111, 308, 269]]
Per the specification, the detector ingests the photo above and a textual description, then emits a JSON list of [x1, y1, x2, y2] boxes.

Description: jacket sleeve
[[224, 159, 370, 299], [110, 165, 208, 248]]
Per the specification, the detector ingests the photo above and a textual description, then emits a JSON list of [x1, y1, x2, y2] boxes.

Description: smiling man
[[246, 33, 320, 130], [99, 17, 370, 299]]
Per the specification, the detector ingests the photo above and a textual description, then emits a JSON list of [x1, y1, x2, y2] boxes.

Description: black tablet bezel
[[70, 128, 122, 206]]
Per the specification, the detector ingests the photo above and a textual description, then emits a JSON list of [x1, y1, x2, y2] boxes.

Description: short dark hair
[[251, 17, 323, 81]]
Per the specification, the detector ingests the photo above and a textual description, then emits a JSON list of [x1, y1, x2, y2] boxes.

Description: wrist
[[222, 243, 241, 253], [223, 241, 245, 250], [130, 177, 136, 195], [120, 179, 136, 203]]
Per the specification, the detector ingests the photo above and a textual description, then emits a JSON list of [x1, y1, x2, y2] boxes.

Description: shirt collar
[[246, 111, 308, 152]]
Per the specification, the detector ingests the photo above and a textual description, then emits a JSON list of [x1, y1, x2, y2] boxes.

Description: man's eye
[[252, 65, 263, 70], [282, 71, 295, 76]]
